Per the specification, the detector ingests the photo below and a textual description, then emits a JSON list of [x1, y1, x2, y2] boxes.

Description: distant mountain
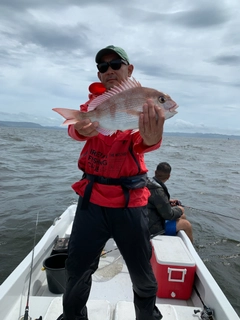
[[163, 131, 240, 140], [0, 120, 64, 130], [0, 111, 61, 127], [1, 120, 239, 139]]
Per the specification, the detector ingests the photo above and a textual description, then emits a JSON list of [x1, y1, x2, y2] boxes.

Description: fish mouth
[[169, 103, 179, 112]]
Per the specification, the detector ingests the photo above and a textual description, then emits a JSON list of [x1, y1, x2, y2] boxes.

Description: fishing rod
[[19, 211, 42, 320], [100, 247, 119, 257], [193, 285, 215, 320]]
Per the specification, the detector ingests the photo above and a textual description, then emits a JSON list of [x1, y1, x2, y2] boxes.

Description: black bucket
[[43, 253, 68, 294]]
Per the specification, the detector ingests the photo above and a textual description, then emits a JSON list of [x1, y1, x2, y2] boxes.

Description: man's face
[[97, 53, 134, 89]]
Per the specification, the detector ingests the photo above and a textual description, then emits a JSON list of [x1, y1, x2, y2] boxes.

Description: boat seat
[[114, 301, 202, 320], [44, 297, 111, 320]]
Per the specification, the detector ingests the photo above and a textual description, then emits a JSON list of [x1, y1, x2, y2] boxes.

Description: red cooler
[[151, 235, 196, 299]]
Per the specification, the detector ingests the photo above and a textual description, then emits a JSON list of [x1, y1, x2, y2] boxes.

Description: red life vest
[[69, 83, 162, 208]]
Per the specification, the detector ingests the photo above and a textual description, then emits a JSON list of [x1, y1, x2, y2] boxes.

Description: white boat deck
[[42, 297, 200, 320], [1, 205, 239, 320], [13, 238, 199, 320], [16, 295, 201, 320], [24, 239, 199, 320]]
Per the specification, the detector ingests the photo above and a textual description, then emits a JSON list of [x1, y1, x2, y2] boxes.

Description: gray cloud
[[0, 0, 130, 11], [118, 3, 230, 28], [135, 62, 233, 87], [17, 21, 89, 51], [171, 5, 230, 28], [0, 8, 90, 52], [210, 55, 240, 66]]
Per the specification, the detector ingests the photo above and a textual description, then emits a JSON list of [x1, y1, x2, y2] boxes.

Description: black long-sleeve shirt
[[147, 177, 182, 236]]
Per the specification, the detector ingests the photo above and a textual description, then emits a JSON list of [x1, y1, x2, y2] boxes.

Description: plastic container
[[43, 253, 68, 294], [151, 236, 196, 299]]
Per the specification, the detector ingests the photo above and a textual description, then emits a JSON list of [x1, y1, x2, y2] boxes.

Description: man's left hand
[[139, 98, 165, 146]]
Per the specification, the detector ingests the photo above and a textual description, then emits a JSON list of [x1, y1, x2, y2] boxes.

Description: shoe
[[56, 312, 88, 320]]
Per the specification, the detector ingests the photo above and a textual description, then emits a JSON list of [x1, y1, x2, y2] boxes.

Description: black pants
[[63, 197, 162, 320]]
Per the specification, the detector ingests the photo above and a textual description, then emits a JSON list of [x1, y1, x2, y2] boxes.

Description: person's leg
[[63, 198, 110, 320], [110, 206, 163, 320], [176, 219, 193, 242]]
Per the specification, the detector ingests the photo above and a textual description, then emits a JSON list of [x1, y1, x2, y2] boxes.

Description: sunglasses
[[97, 59, 128, 73]]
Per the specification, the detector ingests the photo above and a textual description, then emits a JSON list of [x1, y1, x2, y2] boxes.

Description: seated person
[[147, 162, 193, 242]]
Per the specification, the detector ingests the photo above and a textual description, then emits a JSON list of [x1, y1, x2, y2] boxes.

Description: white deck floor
[[40, 297, 201, 320]]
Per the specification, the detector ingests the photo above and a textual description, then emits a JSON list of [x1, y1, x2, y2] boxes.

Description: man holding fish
[[57, 45, 178, 320]]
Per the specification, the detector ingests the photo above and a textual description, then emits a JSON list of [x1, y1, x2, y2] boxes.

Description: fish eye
[[158, 96, 166, 104]]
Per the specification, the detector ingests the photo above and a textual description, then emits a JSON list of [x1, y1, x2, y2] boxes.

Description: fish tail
[[52, 107, 84, 125]]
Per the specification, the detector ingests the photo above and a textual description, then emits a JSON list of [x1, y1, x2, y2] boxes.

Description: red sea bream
[[52, 78, 178, 136]]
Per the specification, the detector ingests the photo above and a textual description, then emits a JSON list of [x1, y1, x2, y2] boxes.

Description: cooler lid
[[151, 236, 195, 266]]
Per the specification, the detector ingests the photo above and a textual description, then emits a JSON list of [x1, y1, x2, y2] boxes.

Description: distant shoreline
[[0, 120, 239, 139], [0, 120, 65, 130]]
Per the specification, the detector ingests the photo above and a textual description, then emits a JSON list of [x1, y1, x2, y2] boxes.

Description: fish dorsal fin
[[88, 77, 141, 111]]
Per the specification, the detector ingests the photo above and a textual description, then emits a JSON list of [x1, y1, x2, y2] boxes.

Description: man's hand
[[74, 119, 99, 137], [139, 99, 165, 146], [170, 199, 182, 206]]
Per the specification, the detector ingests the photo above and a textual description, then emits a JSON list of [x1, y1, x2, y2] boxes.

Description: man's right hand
[[74, 119, 99, 137]]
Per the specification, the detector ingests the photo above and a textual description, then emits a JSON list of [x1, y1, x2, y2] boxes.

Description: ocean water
[[0, 127, 240, 316]]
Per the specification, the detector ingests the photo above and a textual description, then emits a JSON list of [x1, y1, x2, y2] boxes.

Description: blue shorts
[[165, 220, 177, 236]]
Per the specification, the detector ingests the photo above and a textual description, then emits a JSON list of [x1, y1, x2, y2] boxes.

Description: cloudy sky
[[0, 0, 239, 134]]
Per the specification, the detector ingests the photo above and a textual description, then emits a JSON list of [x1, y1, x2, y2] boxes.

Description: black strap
[[153, 177, 170, 200], [122, 186, 130, 208], [81, 175, 95, 210], [81, 173, 147, 210]]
